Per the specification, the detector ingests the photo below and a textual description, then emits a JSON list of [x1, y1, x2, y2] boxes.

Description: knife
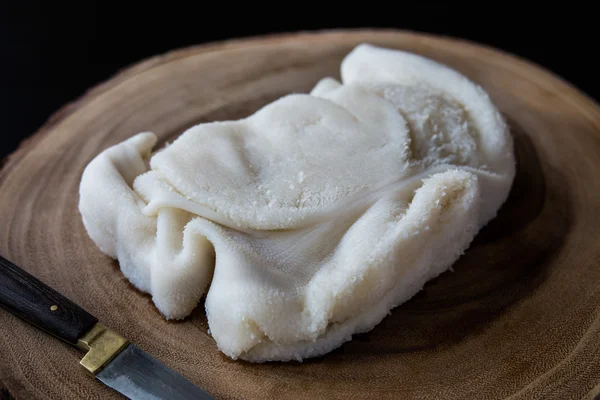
[[0, 255, 215, 400]]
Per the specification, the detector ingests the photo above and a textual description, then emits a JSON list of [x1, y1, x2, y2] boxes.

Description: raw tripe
[[79, 44, 515, 362]]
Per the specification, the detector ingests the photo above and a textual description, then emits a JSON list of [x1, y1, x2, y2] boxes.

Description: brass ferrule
[[76, 323, 129, 375]]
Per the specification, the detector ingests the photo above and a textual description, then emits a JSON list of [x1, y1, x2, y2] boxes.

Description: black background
[[1, 3, 597, 159]]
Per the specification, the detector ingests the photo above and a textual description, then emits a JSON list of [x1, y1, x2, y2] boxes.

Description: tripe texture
[[79, 44, 515, 362]]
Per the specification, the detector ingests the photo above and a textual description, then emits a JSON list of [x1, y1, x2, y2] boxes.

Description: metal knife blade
[[97, 344, 214, 400]]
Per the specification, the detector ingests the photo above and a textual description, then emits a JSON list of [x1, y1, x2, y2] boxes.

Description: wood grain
[[1, 29, 600, 400]]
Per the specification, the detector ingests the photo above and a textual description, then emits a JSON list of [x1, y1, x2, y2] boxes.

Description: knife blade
[[0, 255, 215, 399]]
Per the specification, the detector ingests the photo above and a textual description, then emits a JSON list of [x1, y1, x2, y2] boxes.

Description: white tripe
[[79, 44, 515, 362]]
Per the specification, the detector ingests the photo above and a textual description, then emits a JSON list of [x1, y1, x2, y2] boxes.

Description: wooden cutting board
[[1, 29, 600, 400]]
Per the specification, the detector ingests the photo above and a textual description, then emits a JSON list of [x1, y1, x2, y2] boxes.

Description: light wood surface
[[1, 29, 600, 400]]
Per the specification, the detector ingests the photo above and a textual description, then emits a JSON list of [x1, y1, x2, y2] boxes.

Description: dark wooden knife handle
[[0, 255, 98, 345]]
